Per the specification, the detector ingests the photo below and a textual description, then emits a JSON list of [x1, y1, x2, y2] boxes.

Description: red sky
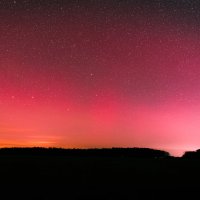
[[1, 0, 200, 156]]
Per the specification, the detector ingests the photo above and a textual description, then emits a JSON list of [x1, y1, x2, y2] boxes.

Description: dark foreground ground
[[0, 148, 200, 199]]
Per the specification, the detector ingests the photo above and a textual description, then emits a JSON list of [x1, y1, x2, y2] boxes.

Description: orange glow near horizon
[[1, 100, 200, 156]]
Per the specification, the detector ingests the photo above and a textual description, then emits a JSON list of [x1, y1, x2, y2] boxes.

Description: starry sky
[[1, 0, 200, 156]]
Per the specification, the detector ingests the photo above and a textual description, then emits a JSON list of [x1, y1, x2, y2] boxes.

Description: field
[[0, 149, 199, 199]]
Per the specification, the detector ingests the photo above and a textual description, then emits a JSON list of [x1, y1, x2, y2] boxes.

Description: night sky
[[1, 0, 200, 156]]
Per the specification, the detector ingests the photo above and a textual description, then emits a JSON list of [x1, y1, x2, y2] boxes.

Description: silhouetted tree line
[[182, 149, 200, 159], [0, 147, 170, 158]]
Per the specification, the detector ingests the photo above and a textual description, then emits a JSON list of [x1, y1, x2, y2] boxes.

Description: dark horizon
[[0, 146, 199, 199], [0, 146, 197, 158]]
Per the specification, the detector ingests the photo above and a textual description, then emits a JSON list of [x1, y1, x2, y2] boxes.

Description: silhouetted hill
[[0, 147, 170, 158]]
